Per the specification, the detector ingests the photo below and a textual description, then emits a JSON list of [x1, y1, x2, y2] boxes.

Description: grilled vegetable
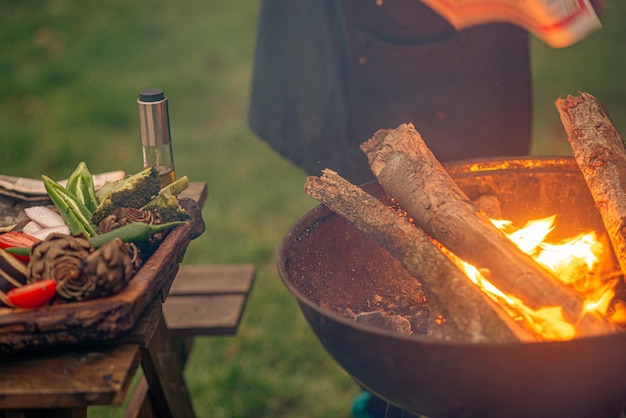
[[65, 161, 99, 213], [42, 175, 97, 237], [6, 279, 56, 308], [141, 176, 190, 222], [91, 166, 161, 226]]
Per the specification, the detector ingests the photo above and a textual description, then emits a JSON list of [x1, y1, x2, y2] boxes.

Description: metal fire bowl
[[277, 157, 626, 418]]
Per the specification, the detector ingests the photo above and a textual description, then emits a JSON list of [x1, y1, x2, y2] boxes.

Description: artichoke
[[27, 233, 142, 302], [28, 233, 93, 288], [78, 238, 142, 300]]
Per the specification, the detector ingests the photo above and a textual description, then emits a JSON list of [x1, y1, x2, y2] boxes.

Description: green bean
[[66, 162, 99, 213], [42, 175, 97, 237], [88, 220, 186, 248]]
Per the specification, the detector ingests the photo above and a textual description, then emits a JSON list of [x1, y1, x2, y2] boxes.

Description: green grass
[[530, 1, 626, 155], [1, 1, 625, 417]]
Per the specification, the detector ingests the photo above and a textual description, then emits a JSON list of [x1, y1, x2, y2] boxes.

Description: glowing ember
[[441, 215, 618, 341]]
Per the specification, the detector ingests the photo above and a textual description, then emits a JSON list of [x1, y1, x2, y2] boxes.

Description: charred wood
[[360, 123, 614, 337], [556, 92, 626, 275]]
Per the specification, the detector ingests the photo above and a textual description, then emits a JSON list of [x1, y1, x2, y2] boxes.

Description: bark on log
[[304, 169, 530, 343], [555, 92, 626, 275], [361, 123, 614, 338]]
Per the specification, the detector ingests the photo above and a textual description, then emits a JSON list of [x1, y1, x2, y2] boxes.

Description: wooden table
[[0, 183, 256, 417]]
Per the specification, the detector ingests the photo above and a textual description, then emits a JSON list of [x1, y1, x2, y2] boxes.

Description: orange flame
[[442, 215, 617, 341]]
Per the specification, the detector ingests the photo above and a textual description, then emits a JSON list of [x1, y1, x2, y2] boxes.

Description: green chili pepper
[[88, 220, 186, 248], [5, 247, 30, 257], [42, 175, 98, 238], [66, 161, 99, 213]]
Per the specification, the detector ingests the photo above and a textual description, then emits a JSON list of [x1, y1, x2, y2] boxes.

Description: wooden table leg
[[140, 315, 196, 418]]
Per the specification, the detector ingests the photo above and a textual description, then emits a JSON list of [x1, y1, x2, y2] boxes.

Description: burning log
[[304, 169, 528, 343], [360, 123, 614, 338], [555, 92, 626, 275]]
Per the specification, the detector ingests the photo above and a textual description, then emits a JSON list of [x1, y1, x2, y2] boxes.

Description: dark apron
[[249, 0, 532, 183]]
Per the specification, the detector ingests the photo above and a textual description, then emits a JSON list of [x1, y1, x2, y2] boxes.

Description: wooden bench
[[163, 264, 256, 337]]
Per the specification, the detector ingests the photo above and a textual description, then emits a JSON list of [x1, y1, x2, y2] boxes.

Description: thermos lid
[[139, 88, 166, 103], [138, 88, 171, 146]]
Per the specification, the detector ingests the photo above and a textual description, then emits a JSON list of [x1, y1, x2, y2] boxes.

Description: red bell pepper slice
[[6, 279, 57, 309], [0, 231, 41, 261]]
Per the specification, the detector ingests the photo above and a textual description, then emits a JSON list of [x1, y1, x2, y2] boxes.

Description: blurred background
[[1, 1, 625, 417]]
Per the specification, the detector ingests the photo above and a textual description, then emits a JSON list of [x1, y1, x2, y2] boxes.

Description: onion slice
[[30, 225, 71, 240], [22, 221, 43, 236], [24, 206, 66, 228]]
